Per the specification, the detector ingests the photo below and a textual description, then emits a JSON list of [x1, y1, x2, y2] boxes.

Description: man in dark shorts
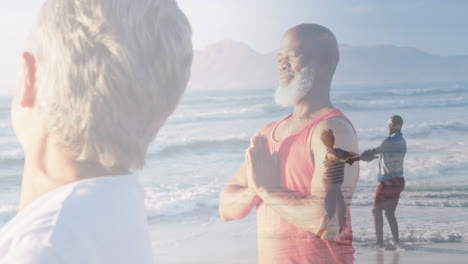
[[360, 115, 407, 248]]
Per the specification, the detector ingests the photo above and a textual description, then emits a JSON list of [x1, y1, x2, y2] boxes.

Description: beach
[[150, 207, 468, 264], [150, 210, 468, 264], [1, 82, 468, 263]]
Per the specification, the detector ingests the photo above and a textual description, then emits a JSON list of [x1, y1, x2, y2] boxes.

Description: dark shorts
[[373, 177, 405, 210]]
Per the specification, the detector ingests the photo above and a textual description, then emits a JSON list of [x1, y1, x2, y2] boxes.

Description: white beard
[[274, 66, 315, 107]]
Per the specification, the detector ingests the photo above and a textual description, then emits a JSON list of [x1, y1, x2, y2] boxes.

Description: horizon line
[[195, 40, 468, 57]]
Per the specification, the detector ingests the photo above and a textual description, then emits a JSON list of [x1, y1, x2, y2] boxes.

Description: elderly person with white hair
[[0, 0, 192, 263]]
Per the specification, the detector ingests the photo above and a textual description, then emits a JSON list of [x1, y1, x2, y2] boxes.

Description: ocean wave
[[181, 94, 272, 106], [404, 186, 468, 192], [0, 136, 251, 162], [142, 181, 468, 221], [151, 137, 250, 156], [336, 99, 467, 111], [0, 120, 11, 129], [405, 192, 468, 199], [351, 187, 468, 208], [0, 148, 24, 162], [405, 121, 468, 137], [168, 103, 285, 124], [0, 107, 11, 113], [0, 204, 18, 227], [357, 120, 468, 140], [403, 199, 468, 207], [352, 198, 468, 208], [368, 86, 468, 98], [143, 184, 220, 219], [353, 229, 465, 245], [181, 97, 234, 105], [403, 155, 468, 183], [368, 91, 401, 97], [356, 152, 468, 185], [0, 204, 17, 214]]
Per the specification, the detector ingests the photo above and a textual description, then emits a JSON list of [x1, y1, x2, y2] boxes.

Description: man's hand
[[345, 154, 360, 165], [246, 135, 281, 196], [360, 149, 378, 162]]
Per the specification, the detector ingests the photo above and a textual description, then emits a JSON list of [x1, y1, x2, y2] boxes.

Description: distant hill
[[187, 40, 468, 90]]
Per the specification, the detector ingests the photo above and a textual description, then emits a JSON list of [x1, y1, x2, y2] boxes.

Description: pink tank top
[[256, 108, 357, 264]]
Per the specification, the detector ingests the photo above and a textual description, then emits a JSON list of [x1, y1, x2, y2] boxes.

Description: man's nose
[[279, 58, 290, 71]]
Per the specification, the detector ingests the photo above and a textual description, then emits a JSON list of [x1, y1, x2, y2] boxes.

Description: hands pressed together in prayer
[[246, 135, 281, 197]]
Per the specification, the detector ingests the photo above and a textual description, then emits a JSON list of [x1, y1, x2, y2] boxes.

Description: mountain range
[[187, 40, 468, 90]]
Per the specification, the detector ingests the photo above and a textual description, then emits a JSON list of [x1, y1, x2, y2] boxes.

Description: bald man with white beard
[[219, 24, 359, 264]]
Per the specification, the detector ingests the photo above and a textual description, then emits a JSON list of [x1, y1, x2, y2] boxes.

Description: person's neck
[[19, 135, 129, 210], [292, 81, 333, 122]]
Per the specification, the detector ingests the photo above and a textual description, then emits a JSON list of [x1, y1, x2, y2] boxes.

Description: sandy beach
[[355, 242, 468, 264], [153, 227, 468, 263], [151, 209, 468, 264]]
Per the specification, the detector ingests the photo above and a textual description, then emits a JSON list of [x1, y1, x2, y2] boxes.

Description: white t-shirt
[[0, 175, 153, 264]]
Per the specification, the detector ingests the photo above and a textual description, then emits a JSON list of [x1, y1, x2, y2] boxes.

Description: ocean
[[1, 82, 468, 250]]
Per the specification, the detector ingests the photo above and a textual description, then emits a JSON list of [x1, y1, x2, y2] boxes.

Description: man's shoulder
[[0, 189, 68, 248], [312, 116, 357, 152], [3, 176, 143, 242], [0, 243, 63, 264], [0, 177, 152, 264], [383, 133, 406, 144], [0, 215, 60, 263], [258, 121, 277, 135], [380, 133, 407, 152], [314, 116, 356, 138]]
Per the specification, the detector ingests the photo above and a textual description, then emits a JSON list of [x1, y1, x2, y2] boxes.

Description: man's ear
[[20, 52, 36, 107]]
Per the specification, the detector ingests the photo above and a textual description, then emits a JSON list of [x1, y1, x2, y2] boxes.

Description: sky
[[0, 0, 467, 95], [177, 0, 468, 55]]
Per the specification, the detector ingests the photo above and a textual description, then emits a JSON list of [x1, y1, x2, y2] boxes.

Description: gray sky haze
[[0, 0, 467, 95]]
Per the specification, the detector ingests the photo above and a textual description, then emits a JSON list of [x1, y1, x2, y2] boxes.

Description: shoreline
[[150, 211, 468, 264], [354, 242, 468, 264]]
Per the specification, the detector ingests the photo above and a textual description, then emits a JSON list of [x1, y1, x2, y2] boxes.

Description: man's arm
[[218, 122, 275, 222], [219, 161, 261, 221], [360, 138, 389, 162], [248, 118, 359, 234]]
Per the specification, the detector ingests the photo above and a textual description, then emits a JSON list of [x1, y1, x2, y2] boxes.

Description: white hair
[[27, 0, 193, 170], [275, 66, 315, 107]]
